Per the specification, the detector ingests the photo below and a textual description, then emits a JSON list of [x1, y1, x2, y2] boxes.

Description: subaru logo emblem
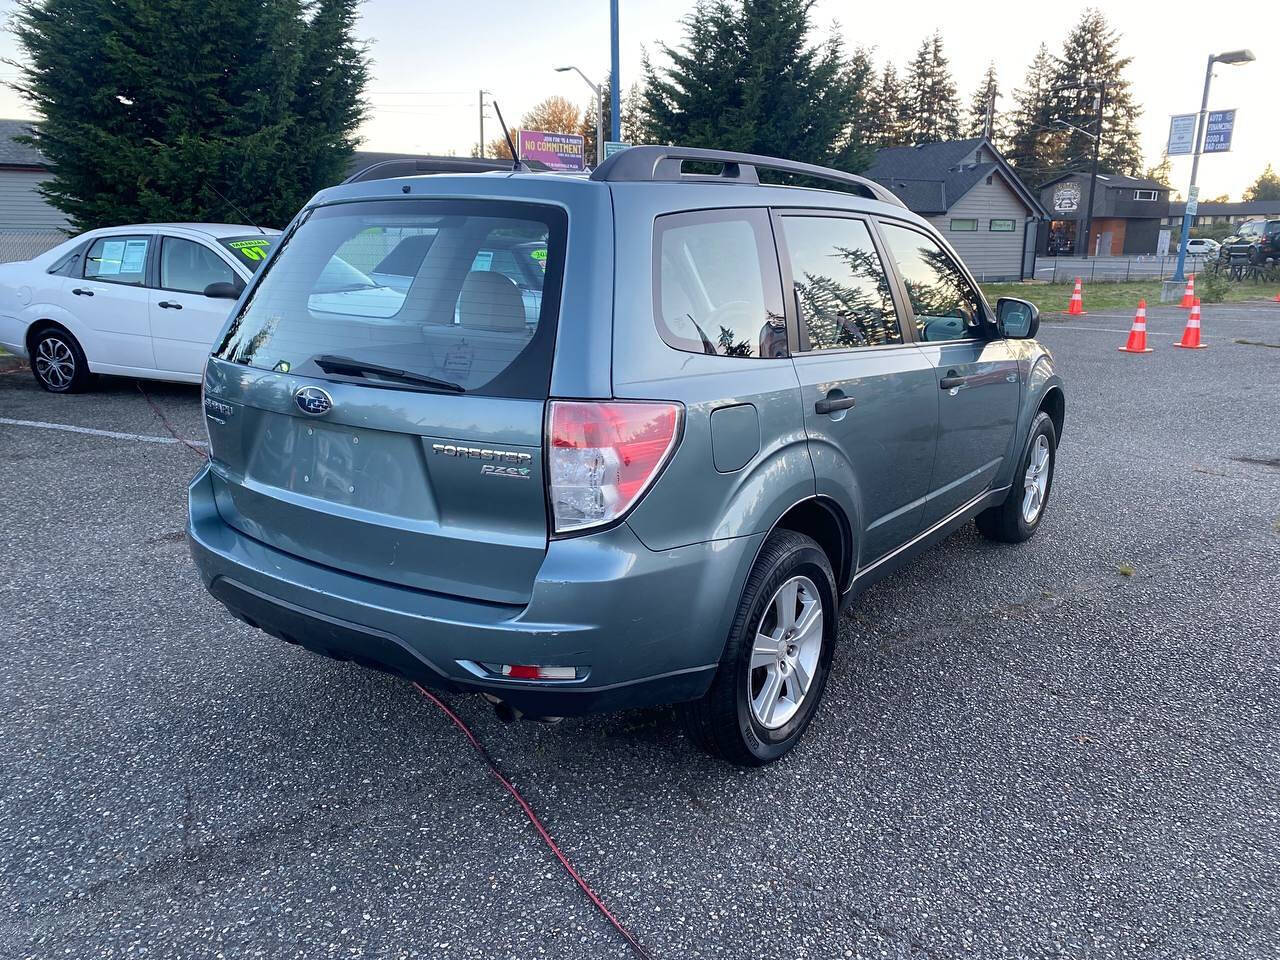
[[295, 385, 333, 416]]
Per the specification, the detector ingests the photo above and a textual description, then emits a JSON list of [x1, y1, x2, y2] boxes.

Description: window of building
[[989, 219, 1016, 232], [1134, 189, 1158, 201], [950, 218, 978, 232], [654, 208, 787, 359], [778, 215, 902, 351]]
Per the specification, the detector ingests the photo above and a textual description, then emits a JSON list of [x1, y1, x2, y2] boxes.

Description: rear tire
[[680, 529, 836, 766], [29, 326, 91, 393], [976, 411, 1057, 543]]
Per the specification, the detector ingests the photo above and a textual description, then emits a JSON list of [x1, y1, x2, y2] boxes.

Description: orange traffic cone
[[1119, 300, 1154, 353], [1064, 277, 1087, 316], [1273, 290, 1280, 303], [1179, 274, 1196, 308], [1174, 298, 1207, 349]]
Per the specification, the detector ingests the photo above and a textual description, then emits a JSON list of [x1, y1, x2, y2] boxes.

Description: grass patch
[[982, 280, 1280, 315], [1116, 564, 1135, 577]]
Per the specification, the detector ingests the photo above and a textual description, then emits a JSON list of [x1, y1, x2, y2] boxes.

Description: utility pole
[[1080, 82, 1106, 258], [609, 0, 621, 143], [478, 89, 487, 158]]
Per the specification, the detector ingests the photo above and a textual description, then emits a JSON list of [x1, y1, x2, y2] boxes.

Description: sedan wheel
[[30, 329, 90, 393]]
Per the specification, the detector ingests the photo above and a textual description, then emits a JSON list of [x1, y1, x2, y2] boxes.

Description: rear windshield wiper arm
[[311, 354, 465, 393]]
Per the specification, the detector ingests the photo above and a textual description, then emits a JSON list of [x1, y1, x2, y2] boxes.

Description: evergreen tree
[[1048, 9, 1143, 177], [9, 0, 368, 231], [1005, 43, 1061, 185], [1244, 164, 1280, 202], [864, 63, 904, 148], [640, 0, 864, 170], [830, 46, 878, 172], [901, 31, 961, 144], [1143, 151, 1173, 188], [964, 63, 1000, 141]]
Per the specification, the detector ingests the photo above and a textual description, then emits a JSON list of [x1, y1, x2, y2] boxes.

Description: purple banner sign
[[517, 129, 585, 171]]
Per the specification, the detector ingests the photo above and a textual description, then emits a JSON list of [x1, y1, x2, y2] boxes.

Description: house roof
[[1166, 199, 1280, 219], [1041, 170, 1170, 193], [864, 138, 1046, 218], [0, 118, 47, 168]]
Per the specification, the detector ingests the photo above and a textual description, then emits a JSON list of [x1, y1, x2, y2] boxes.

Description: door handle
[[815, 394, 856, 415], [71, 287, 94, 297], [939, 372, 966, 390], [157, 301, 183, 310]]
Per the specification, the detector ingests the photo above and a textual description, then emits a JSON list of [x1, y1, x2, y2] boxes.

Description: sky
[[0, 0, 1274, 199]]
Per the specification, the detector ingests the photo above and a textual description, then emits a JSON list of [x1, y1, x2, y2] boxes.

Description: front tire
[[30, 327, 91, 393], [976, 410, 1057, 543], [680, 530, 837, 766]]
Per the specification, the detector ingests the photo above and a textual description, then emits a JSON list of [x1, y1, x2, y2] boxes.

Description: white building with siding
[[863, 138, 1047, 281], [1, 119, 71, 263]]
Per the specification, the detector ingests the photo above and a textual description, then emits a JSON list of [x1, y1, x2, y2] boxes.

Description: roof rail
[[343, 155, 514, 184], [588, 145, 904, 207]]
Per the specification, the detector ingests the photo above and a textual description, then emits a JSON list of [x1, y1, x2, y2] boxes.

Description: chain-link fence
[[0, 230, 68, 264], [1035, 254, 1218, 284]]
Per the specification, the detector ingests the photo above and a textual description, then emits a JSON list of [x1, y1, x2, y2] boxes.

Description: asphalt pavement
[[2, 301, 1279, 959]]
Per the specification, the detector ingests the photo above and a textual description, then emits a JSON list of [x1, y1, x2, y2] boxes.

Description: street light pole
[[610, 0, 621, 143], [478, 89, 488, 158], [1080, 82, 1107, 258], [1173, 49, 1254, 283], [554, 66, 604, 167]]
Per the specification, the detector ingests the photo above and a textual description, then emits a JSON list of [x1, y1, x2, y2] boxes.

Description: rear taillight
[[548, 400, 682, 535]]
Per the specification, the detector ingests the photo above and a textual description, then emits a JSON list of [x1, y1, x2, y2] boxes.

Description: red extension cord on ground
[[413, 684, 655, 960]]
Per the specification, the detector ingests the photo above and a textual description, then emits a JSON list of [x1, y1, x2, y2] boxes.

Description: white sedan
[[0, 223, 278, 392]]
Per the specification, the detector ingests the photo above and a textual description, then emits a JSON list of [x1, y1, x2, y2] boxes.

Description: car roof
[[87, 223, 281, 239]]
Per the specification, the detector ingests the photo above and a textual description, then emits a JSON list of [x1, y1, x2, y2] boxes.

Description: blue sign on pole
[[1203, 109, 1236, 153]]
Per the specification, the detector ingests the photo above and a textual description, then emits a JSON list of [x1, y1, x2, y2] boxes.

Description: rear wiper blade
[[311, 354, 464, 393]]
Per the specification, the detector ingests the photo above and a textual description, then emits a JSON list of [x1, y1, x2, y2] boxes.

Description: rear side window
[[654, 208, 787, 358], [84, 235, 150, 285], [214, 199, 567, 399], [778, 215, 901, 350]]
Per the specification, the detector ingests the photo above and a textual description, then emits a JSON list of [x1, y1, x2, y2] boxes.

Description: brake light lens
[[548, 400, 682, 534]]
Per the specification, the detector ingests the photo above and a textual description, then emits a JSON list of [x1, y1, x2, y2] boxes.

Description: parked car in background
[[1219, 219, 1280, 264], [189, 146, 1066, 766], [0, 224, 278, 392], [1184, 237, 1220, 259]]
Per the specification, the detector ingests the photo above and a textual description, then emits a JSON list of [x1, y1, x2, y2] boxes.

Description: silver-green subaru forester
[[190, 147, 1064, 765]]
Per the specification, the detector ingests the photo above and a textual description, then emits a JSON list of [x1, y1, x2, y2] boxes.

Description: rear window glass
[[84, 235, 150, 285], [219, 236, 276, 270], [214, 199, 566, 398], [654, 208, 787, 358]]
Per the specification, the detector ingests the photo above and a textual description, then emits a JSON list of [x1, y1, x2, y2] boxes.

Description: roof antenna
[[206, 183, 266, 235], [491, 100, 522, 171]]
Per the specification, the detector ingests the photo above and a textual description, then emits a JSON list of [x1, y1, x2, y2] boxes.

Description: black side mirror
[[203, 281, 242, 300], [996, 297, 1040, 339]]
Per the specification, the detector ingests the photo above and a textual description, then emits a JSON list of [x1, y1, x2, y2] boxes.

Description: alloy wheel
[[1022, 434, 1051, 524], [748, 575, 823, 730], [35, 336, 75, 390]]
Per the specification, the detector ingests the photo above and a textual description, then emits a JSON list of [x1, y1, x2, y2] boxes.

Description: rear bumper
[[188, 465, 759, 716]]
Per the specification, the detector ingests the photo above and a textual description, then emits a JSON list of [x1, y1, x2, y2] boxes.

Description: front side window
[[779, 215, 901, 350], [878, 221, 984, 343], [84, 235, 150, 285], [654, 209, 787, 359], [214, 199, 566, 398], [161, 237, 236, 294]]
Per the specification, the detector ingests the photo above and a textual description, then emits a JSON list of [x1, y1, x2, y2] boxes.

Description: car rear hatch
[[202, 196, 568, 606]]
